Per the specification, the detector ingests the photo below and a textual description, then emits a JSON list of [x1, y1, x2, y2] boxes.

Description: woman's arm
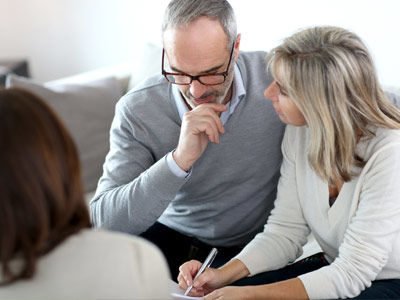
[[181, 258, 309, 299], [251, 278, 308, 300], [298, 140, 400, 299], [216, 259, 251, 286], [234, 126, 311, 276], [179, 126, 312, 297], [203, 277, 308, 300]]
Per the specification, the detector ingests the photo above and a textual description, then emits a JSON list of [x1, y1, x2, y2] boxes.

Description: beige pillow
[[6, 74, 121, 193]]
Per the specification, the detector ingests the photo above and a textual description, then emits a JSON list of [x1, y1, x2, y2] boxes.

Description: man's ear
[[234, 34, 241, 61]]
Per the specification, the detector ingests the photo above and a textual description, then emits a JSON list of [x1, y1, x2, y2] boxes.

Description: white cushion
[[6, 74, 121, 193], [127, 43, 163, 91]]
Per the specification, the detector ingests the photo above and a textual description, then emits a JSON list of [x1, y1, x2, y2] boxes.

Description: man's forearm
[[91, 155, 186, 233]]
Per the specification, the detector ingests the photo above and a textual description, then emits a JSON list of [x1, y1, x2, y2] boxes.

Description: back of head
[[267, 26, 400, 183], [162, 0, 237, 46], [0, 88, 90, 285]]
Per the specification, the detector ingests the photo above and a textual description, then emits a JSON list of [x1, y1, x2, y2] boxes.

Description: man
[[90, 0, 285, 279]]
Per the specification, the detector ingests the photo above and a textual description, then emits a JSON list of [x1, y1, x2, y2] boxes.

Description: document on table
[[170, 280, 204, 300]]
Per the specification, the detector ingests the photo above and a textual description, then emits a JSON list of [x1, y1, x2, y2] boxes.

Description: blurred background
[[1, 0, 399, 86]]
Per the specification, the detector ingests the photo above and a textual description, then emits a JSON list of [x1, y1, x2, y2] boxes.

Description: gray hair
[[162, 0, 237, 47], [267, 26, 400, 184]]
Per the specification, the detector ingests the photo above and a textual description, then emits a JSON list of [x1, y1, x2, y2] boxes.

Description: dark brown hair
[[0, 88, 91, 284]]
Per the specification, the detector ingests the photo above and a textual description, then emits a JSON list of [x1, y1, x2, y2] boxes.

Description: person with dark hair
[[91, 0, 285, 280], [0, 88, 171, 299]]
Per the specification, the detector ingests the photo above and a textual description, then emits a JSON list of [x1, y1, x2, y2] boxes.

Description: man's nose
[[189, 79, 207, 99], [264, 81, 279, 102]]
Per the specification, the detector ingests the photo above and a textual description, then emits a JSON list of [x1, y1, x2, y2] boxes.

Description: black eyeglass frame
[[161, 42, 235, 86]]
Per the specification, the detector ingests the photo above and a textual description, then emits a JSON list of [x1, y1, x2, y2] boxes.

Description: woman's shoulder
[[366, 127, 400, 148], [66, 228, 162, 253], [360, 127, 400, 160], [48, 229, 170, 287], [0, 231, 171, 299], [373, 127, 400, 141]]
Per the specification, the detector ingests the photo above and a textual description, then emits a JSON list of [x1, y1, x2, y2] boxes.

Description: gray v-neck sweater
[[91, 51, 286, 246]]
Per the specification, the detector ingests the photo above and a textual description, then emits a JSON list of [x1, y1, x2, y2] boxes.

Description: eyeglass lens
[[164, 74, 226, 85]]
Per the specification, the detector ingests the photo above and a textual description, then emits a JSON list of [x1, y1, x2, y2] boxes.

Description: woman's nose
[[264, 81, 279, 102]]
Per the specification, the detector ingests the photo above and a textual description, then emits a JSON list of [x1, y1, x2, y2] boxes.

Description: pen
[[184, 247, 218, 296]]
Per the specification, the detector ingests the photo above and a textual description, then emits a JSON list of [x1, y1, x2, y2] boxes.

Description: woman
[[0, 88, 171, 299], [178, 26, 400, 299]]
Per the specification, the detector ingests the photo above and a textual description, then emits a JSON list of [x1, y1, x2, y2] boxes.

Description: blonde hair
[[268, 26, 400, 184]]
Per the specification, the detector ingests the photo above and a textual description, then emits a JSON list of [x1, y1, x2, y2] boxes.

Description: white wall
[[1, 0, 399, 86], [231, 0, 400, 87], [0, 0, 169, 81]]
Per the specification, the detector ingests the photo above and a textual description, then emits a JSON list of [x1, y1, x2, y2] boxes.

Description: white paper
[[170, 280, 204, 300]]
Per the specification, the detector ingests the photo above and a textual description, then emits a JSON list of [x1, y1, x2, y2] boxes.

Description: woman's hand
[[177, 260, 225, 297]]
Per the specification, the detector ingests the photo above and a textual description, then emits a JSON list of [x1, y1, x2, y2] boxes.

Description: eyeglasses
[[162, 42, 235, 86]]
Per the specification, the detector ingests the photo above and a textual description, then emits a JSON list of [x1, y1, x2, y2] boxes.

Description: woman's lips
[[273, 105, 281, 115]]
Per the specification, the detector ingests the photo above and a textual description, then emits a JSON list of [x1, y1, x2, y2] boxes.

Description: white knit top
[[0, 229, 171, 300], [235, 125, 400, 299]]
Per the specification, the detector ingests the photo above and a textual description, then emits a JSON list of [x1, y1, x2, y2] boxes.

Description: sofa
[[5, 43, 400, 261], [5, 43, 162, 200]]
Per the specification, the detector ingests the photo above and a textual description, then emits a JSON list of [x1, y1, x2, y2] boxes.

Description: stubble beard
[[183, 74, 234, 109]]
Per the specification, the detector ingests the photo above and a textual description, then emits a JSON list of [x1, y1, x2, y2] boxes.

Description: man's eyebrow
[[169, 64, 224, 75]]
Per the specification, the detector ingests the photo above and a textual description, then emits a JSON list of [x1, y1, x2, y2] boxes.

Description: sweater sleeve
[[90, 95, 188, 234], [234, 125, 311, 274], [299, 141, 400, 299]]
